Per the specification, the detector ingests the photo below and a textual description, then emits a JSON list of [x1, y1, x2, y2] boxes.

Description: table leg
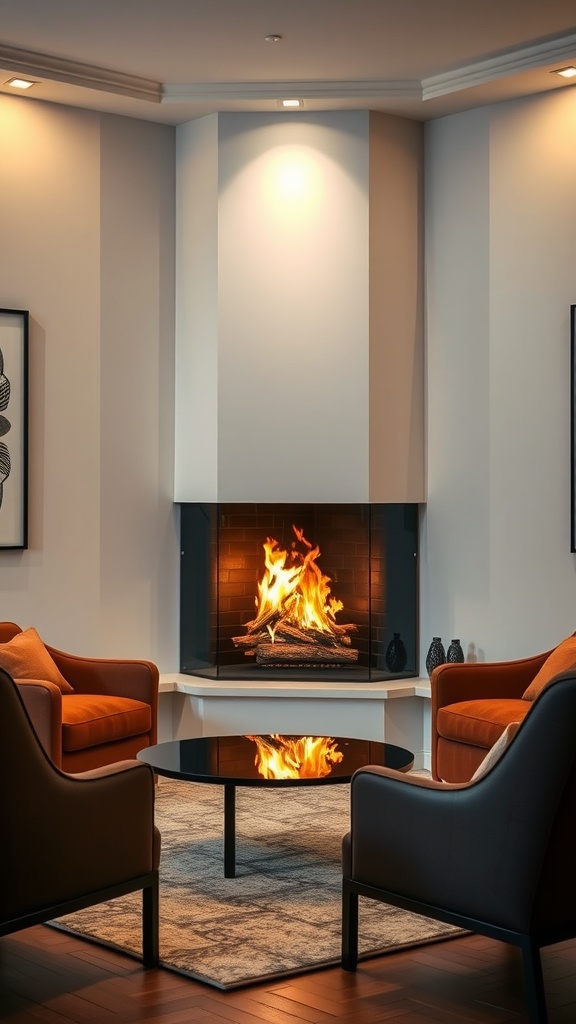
[[224, 784, 236, 877]]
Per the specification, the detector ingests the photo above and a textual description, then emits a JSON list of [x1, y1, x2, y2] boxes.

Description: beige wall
[[0, 94, 178, 667], [369, 111, 424, 503]]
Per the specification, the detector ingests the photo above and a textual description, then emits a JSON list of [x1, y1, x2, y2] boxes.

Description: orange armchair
[[0, 622, 158, 773], [0, 666, 159, 967], [431, 647, 554, 782]]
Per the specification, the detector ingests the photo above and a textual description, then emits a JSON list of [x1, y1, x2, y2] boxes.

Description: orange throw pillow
[[522, 634, 576, 701], [0, 626, 73, 693]]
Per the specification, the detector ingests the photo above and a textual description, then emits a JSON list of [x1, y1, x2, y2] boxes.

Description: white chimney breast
[[175, 111, 424, 504]]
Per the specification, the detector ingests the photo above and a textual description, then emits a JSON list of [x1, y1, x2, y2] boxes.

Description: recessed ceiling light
[[265, 34, 282, 43], [552, 66, 576, 79], [5, 77, 36, 90], [278, 99, 304, 109]]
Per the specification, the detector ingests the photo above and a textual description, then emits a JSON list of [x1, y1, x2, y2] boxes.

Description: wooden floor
[[1, 926, 576, 1023]]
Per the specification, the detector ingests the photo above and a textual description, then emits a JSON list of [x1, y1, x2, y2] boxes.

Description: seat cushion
[[61, 695, 152, 752], [437, 698, 530, 749], [0, 627, 73, 693]]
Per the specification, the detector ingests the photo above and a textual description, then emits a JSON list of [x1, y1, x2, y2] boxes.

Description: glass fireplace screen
[[179, 502, 419, 682]]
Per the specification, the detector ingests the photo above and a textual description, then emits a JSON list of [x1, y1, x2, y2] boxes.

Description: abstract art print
[[0, 309, 28, 548]]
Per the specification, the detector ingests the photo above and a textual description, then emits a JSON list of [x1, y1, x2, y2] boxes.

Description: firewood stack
[[232, 612, 358, 667]]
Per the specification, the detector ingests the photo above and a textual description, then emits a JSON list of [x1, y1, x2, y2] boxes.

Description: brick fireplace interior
[[180, 502, 418, 682]]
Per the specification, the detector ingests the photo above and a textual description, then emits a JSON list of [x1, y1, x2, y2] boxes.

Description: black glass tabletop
[[137, 734, 414, 787]]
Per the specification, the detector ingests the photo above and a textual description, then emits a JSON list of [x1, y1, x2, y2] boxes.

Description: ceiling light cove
[[6, 77, 36, 90], [552, 65, 576, 78]]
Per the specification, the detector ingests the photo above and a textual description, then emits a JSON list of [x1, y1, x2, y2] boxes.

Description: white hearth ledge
[[157, 674, 432, 772]]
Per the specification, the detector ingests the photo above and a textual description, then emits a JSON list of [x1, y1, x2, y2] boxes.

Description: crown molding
[[422, 31, 576, 100], [0, 43, 162, 102], [162, 79, 423, 103], [1, 31, 575, 112]]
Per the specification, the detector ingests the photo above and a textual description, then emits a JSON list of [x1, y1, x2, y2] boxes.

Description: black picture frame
[[0, 309, 29, 549], [571, 305, 576, 553]]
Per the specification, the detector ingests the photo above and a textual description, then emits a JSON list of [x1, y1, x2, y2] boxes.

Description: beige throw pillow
[[471, 721, 521, 782], [0, 626, 73, 693]]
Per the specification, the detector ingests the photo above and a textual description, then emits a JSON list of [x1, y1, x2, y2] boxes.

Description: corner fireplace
[[179, 502, 419, 682]]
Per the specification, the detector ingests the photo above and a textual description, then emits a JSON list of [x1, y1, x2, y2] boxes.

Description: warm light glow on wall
[[261, 146, 324, 223]]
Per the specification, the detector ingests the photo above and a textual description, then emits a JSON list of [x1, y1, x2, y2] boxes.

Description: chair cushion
[[0, 627, 73, 693], [61, 695, 152, 752], [437, 698, 530, 748], [522, 634, 576, 700]]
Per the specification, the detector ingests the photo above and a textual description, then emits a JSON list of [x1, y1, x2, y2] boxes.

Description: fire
[[232, 525, 358, 666], [249, 528, 342, 630], [256, 525, 343, 635], [246, 734, 344, 779]]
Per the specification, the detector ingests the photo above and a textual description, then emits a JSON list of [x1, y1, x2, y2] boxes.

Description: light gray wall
[[422, 87, 576, 666], [0, 94, 178, 668]]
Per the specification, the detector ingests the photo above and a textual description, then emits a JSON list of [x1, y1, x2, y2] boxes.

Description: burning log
[[232, 630, 269, 649], [255, 642, 358, 665]]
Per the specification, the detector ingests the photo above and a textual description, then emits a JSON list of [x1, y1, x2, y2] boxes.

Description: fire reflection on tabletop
[[246, 734, 344, 780]]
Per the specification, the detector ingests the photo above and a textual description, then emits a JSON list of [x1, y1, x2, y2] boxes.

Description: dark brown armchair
[[0, 666, 160, 967], [0, 621, 158, 773], [342, 674, 576, 1024]]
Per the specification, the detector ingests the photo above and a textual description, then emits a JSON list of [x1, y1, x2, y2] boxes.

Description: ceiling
[[1, 0, 576, 125]]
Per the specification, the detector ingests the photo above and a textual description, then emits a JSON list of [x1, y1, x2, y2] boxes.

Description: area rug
[[53, 777, 463, 989]]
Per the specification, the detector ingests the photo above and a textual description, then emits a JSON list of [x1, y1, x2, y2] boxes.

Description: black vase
[[385, 632, 407, 673], [426, 637, 446, 676], [447, 639, 464, 663]]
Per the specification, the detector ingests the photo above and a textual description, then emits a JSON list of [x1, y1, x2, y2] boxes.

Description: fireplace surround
[[180, 503, 419, 683]]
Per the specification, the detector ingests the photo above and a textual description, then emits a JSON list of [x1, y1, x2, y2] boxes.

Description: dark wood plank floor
[[1, 926, 576, 1023]]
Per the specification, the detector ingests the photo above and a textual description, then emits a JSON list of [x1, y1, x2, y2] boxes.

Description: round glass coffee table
[[137, 734, 413, 877]]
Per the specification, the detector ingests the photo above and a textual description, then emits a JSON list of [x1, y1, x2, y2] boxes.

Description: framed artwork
[[0, 309, 28, 549], [572, 305, 576, 553]]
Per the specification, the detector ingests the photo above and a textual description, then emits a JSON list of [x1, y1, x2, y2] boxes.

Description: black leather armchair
[[342, 674, 576, 1024], [0, 667, 160, 968]]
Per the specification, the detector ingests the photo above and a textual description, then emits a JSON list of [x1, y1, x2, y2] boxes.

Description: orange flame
[[249, 525, 343, 636], [246, 734, 344, 779]]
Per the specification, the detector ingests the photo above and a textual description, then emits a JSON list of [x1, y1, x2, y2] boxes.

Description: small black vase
[[447, 639, 464, 663], [385, 632, 407, 673], [426, 637, 446, 676]]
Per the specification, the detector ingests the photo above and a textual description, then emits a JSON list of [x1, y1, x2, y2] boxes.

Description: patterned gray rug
[[53, 776, 462, 989]]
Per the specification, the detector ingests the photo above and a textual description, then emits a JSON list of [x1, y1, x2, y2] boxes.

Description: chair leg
[[341, 879, 359, 971], [142, 874, 159, 969], [520, 938, 548, 1024]]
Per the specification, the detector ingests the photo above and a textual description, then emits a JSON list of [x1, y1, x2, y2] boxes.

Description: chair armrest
[[431, 651, 551, 717], [54, 760, 159, 886], [15, 679, 63, 768]]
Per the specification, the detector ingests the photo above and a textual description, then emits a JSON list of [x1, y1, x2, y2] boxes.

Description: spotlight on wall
[[5, 78, 37, 90], [552, 66, 576, 79], [278, 99, 305, 109]]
